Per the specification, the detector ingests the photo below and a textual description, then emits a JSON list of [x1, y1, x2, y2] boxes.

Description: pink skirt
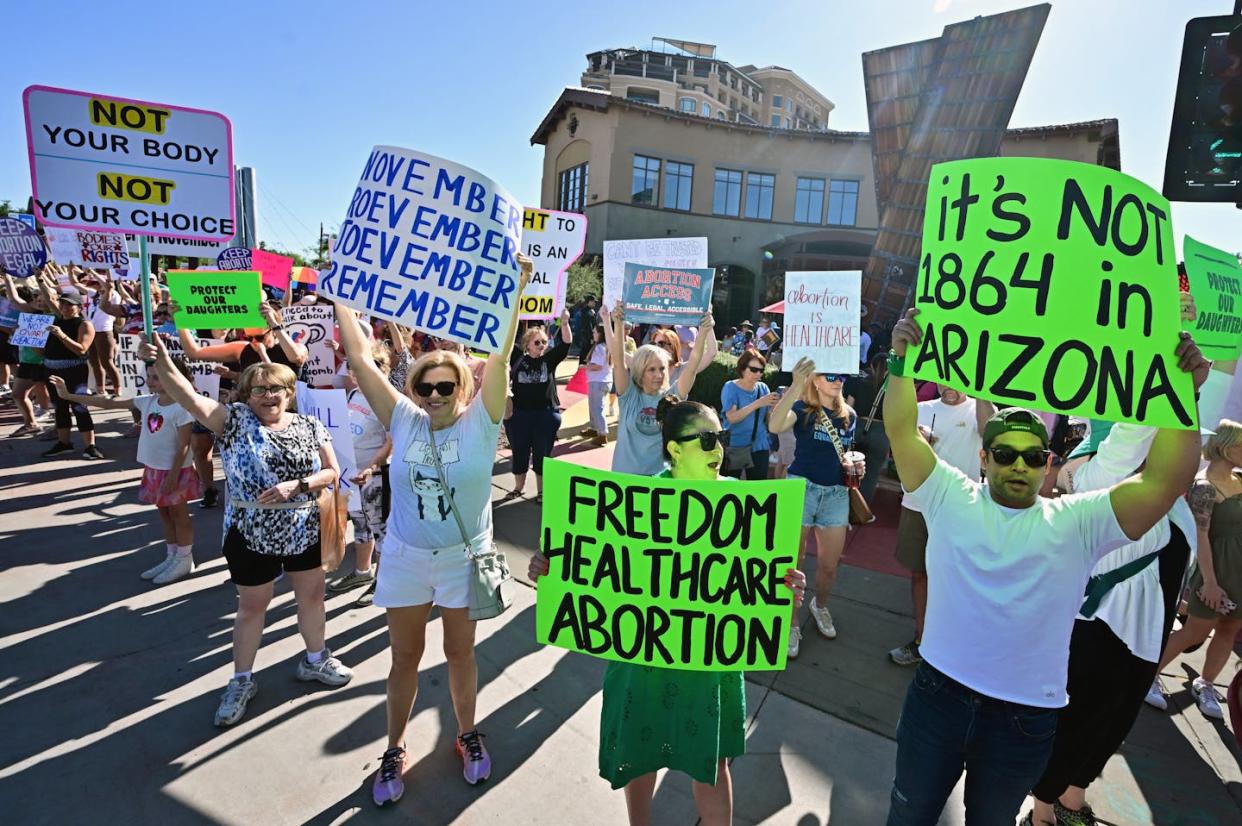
[[138, 466, 204, 506]]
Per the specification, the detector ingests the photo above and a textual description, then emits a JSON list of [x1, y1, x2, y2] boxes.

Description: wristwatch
[[297, 477, 309, 493]]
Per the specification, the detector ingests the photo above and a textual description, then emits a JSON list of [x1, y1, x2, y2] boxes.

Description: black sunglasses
[[743, 365, 763, 373], [414, 380, 458, 398], [988, 446, 1050, 467], [672, 430, 727, 451], [818, 373, 847, 382]]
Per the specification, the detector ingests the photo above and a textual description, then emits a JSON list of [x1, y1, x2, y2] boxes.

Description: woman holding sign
[[34, 271, 101, 460], [332, 257, 531, 807]]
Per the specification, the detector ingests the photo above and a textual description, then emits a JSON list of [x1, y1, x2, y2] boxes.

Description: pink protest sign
[[251, 248, 293, 290]]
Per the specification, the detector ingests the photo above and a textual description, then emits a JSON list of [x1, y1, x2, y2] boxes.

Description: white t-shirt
[[587, 342, 612, 385], [347, 388, 388, 469], [132, 395, 195, 470], [902, 398, 980, 513], [908, 460, 1129, 707], [387, 393, 500, 549]]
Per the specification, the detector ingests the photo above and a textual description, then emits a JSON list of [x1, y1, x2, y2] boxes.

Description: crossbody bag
[[821, 410, 875, 526]]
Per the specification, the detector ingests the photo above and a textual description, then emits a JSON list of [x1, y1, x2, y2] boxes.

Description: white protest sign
[[117, 332, 221, 399], [12, 313, 55, 347], [295, 383, 360, 509], [283, 304, 336, 385], [318, 146, 523, 354], [44, 227, 84, 264], [24, 85, 235, 241], [781, 271, 862, 374], [45, 227, 131, 269], [125, 233, 229, 259], [602, 237, 707, 309], [519, 207, 586, 319]]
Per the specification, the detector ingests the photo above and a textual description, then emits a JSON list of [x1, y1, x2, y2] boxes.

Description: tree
[[0, 200, 12, 218], [565, 258, 603, 305]]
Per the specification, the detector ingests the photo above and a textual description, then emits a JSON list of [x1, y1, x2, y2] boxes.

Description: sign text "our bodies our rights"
[[319, 146, 522, 353]]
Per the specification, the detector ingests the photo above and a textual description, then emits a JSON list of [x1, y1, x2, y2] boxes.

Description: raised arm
[[334, 302, 400, 428], [696, 327, 719, 375], [605, 303, 630, 396], [675, 313, 714, 399], [262, 303, 308, 367], [3, 274, 41, 313], [769, 357, 813, 434], [483, 255, 532, 423], [882, 309, 937, 492], [137, 336, 227, 433], [46, 375, 135, 411]]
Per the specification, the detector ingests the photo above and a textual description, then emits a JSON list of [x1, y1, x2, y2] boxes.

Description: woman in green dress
[[530, 398, 805, 825]]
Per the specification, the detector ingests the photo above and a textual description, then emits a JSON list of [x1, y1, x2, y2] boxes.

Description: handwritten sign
[[283, 303, 336, 384], [603, 237, 707, 309], [535, 460, 803, 671], [295, 384, 360, 509], [166, 270, 265, 329], [621, 263, 715, 325], [781, 271, 861, 373], [23, 85, 234, 241], [318, 146, 523, 354], [1182, 235, 1242, 361], [251, 248, 293, 290], [12, 313, 55, 347], [117, 332, 221, 399], [0, 216, 47, 277], [44, 227, 130, 269], [519, 207, 586, 319], [908, 157, 1196, 430]]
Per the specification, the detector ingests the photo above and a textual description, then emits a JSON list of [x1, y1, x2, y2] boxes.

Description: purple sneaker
[[372, 745, 407, 806], [455, 729, 491, 784]]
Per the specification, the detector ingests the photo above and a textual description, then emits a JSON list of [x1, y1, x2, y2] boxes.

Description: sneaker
[[809, 596, 837, 640], [355, 582, 376, 607], [787, 626, 802, 660], [1192, 677, 1224, 719], [153, 554, 193, 585], [1144, 680, 1168, 711], [889, 640, 923, 666], [8, 423, 40, 438], [328, 569, 375, 593], [592, 435, 608, 447], [296, 649, 353, 687], [82, 445, 105, 460], [1053, 801, 1098, 826], [372, 745, 408, 807], [41, 441, 74, 457], [199, 487, 219, 509], [214, 676, 258, 727], [580, 427, 598, 438], [455, 729, 492, 784], [140, 552, 175, 580]]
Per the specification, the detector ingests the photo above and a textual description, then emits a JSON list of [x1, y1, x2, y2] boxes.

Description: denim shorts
[[788, 475, 849, 528]]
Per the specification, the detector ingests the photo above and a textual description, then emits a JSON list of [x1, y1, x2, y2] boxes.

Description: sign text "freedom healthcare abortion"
[[319, 146, 523, 353]]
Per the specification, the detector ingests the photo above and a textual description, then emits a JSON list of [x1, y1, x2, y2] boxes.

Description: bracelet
[[269, 324, 284, 332], [887, 349, 907, 378]]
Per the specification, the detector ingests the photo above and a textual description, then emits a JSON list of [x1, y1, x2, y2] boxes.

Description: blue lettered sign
[[216, 247, 253, 271], [622, 263, 716, 325], [0, 216, 47, 277]]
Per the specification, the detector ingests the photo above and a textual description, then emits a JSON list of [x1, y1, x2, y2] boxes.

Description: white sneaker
[[1192, 677, 1224, 720], [787, 626, 802, 660], [296, 649, 353, 687], [1144, 680, 1168, 711], [809, 597, 837, 639], [140, 553, 175, 580], [214, 676, 258, 727], [153, 554, 193, 585]]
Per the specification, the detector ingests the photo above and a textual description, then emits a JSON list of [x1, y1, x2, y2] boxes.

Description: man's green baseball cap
[[982, 407, 1050, 449]]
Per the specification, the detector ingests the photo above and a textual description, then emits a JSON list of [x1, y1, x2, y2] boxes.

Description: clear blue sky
[[4, 0, 1239, 257]]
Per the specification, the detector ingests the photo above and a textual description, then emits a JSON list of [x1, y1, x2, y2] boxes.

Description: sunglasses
[[672, 430, 728, 451], [818, 373, 847, 382], [530, 340, 548, 348], [988, 446, 1050, 467], [744, 365, 763, 373], [248, 385, 289, 398], [414, 380, 458, 398]]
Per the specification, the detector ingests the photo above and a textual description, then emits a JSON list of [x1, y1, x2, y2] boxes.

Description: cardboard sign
[[283, 304, 336, 384], [318, 146, 523, 354], [117, 332, 221, 399], [602, 237, 707, 309], [23, 86, 235, 241], [519, 207, 586, 319], [166, 270, 265, 329], [621, 263, 716, 325], [251, 248, 293, 290], [908, 158, 1197, 430], [12, 313, 54, 347], [0, 216, 47, 277], [44, 227, 130, 269], [126, 233, 229, 259], [1182, 235, 1242, 361], [781, 271, 862, 374], [295, 383, 360, 510], [535, 460, 804, 671]]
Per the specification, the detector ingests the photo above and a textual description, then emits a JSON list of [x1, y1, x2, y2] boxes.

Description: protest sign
[[216, 247, 252, 270], [127, 233, 229, 259], [295, 384, 360, 509], [251, 248, 293, 290], [44, 227, 82, 265], [283, 303, 336, 384], [602, 237, 707, 309], [621, 263, 715, 325], [45, 227, 130, 269], [318, 146, 523, 354], [535, 460, 804, 671], [1182, 235, 1242, 361], [518, 207, 586, 319], [166, 270, 264, 329], [24, 86, 234, 241], [0, 298, 20, 327], [12, 313, 55, 347], [780, 271, 862, 374], [117, 332, 221, 399], [908, 157, 1197, 430], [13, 213, 36, 230], [0, 216, 47, 277]]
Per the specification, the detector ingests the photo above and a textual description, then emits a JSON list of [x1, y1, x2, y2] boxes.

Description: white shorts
[[373, 534, 472, 609]]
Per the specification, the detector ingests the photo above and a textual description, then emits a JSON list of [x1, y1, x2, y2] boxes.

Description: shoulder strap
[[1080, 549, 1162, 618], [424, 420, 475, 556], [819, 409, 850, 464], [749, 386, 762, 443]]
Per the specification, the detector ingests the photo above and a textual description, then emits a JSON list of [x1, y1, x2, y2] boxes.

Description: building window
[[678, 97, 697, 113], [744, 173, 775, 220], [713, 168, 743, 216], [794, 177, 825, 224], [770, 114, 781, 127], [772, 94, 783, 108], [558, 163, 587, 213], [664, 161, 694, 211], [786, 99, 793, 112], [631, 155, 661, 205], [701, 102, 712, 117], [626, 87, 660, 104], [827, 179, 860, 226], [785, 117, 791, 128]]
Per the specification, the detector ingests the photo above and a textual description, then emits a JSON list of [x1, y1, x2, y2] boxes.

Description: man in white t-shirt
[[888, 385, 988, 667], [881, 309, 1207, 826]]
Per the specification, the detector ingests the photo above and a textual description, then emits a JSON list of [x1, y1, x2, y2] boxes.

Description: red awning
[[758, 301, 784, 314]]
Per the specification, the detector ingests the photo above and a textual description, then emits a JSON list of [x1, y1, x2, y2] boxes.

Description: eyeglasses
[[988, 446, 1050, 467], [248, 385, 289, 398], [818, 373, 846, 382], [744, 365, 763, 374], [671, 430, 727, 451], [414, 380, 458, 398], [530, 340, 548, 348]]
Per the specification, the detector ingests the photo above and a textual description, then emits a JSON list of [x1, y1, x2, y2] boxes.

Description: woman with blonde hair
[[1147, 419, 1242, 720], [649, 325, 717, 386]]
